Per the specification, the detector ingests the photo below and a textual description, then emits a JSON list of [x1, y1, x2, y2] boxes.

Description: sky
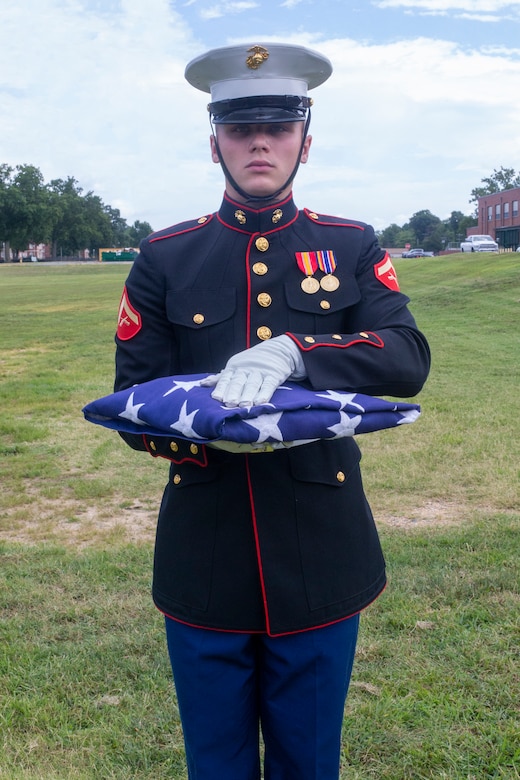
[[1, 0, 520, 233]]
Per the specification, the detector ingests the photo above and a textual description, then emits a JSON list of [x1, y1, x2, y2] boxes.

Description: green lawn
[[0, 255, 518, 779]]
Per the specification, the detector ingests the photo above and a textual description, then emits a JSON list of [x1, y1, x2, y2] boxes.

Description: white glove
[[201, 335, 306, 407]]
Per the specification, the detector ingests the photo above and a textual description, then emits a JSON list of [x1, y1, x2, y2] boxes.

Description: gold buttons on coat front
[[190, 444, 199, 455], [257, 326, 272, 340], [320, 300, 331, 310], [304, 336, 316, 344], [173, 473, 181, 485], [255, 237, 269, 252], [253, 262, 268, 276], [332, 334, 342, 340], [193, 313, 205, 325], [149, 440, 157, 451], [336, 471, 346, 483], [257, 293, 272, 308], [170, 441, 179, 452]]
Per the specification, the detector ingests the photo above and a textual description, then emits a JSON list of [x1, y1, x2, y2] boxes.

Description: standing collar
[[217, 192, 299, 234]]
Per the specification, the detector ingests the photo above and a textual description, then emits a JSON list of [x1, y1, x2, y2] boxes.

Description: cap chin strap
[[210, 111, 311, 205]]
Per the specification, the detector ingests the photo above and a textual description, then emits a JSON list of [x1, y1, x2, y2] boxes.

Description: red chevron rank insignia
[[374, 253, 400, 291], [117, 287, 142, 340]]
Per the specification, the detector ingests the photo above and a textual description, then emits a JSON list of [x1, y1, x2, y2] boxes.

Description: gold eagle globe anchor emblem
[[246, 46, 269, 70]]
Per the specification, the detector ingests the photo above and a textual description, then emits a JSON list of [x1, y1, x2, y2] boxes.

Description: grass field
[[0, 254, 519, 779]]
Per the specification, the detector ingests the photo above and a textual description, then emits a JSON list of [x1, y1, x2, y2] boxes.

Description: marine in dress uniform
[[114, 42, 430, 780]]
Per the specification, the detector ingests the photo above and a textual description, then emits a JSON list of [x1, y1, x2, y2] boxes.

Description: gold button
[[359, 331, 369, 338], [308, 212, 319, 220], [190, 443, 199, 455], [149, 440, 157, 451], [332, 334, 342, 340], [304, 336, 316, 344], [257, 326, 272, 340], [252, 262, 268, 276], [255, 237, 269, 252], [197, 216, 207, 224], [336, 471, 346, 483], [320, 300, 331, 310], [257, 293, 272, 308], [173, 473, 181, 484], [193, 313, 205, 325], [170, 441, 179, 452]]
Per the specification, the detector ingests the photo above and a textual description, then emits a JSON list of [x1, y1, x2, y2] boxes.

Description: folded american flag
[[82, 374, 420, 451]]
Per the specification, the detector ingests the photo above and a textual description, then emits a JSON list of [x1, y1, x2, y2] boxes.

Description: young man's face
[[210, 122, 312, 204]]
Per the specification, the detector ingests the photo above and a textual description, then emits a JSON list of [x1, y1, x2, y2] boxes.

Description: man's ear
[[210, 134, 220, 163], [300, 134, 312, 164]]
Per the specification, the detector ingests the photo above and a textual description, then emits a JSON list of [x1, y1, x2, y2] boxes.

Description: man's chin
[[234, 179, 290, 203]]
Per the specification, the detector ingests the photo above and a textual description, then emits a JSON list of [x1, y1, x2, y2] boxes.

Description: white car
[[460, 235, 499, 252]]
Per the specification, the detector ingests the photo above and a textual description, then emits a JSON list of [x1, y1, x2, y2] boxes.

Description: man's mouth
[[246, 160, 273, 169]]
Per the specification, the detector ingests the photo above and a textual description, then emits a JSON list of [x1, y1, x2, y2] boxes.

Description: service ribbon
[[295, 251, 319, 276], [316, 250, 337, 275]]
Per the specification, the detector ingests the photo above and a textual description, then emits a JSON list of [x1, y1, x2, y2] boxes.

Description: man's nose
[[249, 130, 270, 150]]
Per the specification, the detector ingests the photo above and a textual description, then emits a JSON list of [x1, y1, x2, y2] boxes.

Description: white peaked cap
[[185, 42, 333, 103]]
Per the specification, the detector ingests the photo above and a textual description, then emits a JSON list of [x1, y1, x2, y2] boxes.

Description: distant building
[[467, 187, 520, 250]]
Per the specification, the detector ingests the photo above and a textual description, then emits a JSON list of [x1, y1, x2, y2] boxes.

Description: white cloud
[[1, 1, 520, 232], [199, 1, 259, 19], [376, 0, 520, 10]]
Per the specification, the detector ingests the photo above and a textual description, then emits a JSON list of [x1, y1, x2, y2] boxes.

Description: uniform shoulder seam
[[148, 214, 214, 243], [303, 208, 365, 230]]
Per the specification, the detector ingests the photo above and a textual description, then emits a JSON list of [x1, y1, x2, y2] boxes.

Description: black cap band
[[209, 94, 312, 124]]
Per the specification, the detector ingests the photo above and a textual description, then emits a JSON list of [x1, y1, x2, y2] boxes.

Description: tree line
[[2, 163, 518, 260], [377, 167, 520, 252], [0, 163, 153, 260]]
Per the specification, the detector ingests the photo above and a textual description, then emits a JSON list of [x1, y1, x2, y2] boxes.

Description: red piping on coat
[[141, 434, 209, 466], [245, 235, 255, 349], [303, 208, 365, 230], [286, 331, 385, 351], [148, 215, 214, 243], [159, 590, 386, 637], [245, 455, 272, 635]]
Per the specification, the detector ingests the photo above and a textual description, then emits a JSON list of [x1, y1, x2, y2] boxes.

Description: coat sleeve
[[286, 224, 431, 398], [113, 240, 185, 458]]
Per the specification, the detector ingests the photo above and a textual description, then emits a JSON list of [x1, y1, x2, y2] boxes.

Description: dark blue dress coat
[[114, 192, 430, 636]]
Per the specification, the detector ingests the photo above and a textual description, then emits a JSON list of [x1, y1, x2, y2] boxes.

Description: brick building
[[467, 187, 520, 250]]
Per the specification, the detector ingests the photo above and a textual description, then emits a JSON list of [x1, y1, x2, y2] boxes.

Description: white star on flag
[[170, 400, 203, 439], [163, 378, 205, 397], [243, 411, 284, 443], [317, 390, 365, 412], [327, 412, 361, 438], [118, 392, 146, 425]]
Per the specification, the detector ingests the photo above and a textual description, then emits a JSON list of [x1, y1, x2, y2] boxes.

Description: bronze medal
[[301, 276, 320, 294], [320, 274, 340, 292]]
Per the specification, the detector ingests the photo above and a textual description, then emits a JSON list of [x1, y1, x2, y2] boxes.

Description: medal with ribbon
[[317, 250, 340, 291], [295, 251, 320, 294]]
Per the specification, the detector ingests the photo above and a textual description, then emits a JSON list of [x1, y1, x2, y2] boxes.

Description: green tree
[[404, 209, 441, 248], [48, 177, 89, 256], [2, 165, 51, 257], [128, 220, 154, 246], [469, 166, 520, 213], [104, 205, 131, 247]]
